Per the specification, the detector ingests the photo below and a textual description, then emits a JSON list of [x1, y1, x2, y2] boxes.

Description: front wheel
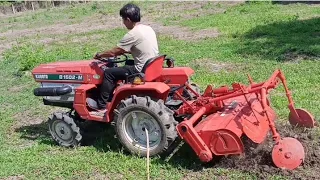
[[183, 82, 202, 100], [114, 95, 178, 157], [48, 112, 82, 147]]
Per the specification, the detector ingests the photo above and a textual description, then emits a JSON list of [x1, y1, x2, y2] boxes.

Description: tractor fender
[[107, 82, 171, 122]]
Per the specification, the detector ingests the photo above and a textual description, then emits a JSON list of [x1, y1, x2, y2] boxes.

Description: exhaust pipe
[[34, 85, 72, 96]]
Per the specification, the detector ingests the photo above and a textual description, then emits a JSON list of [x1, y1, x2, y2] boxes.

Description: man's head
[[120, 3, 141, 30]]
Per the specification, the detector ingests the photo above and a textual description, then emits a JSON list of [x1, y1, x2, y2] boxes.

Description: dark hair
[[119, 3, 141, 22]]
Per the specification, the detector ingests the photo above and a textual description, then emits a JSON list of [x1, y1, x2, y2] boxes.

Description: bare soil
[[12, 110, 45, 128], [0, 175, 25, 180], [144, 19, 220, 41], [143, 1, 242, 22], [0, 14, 123, 54], [209, 123, 320, 179], [91, 170, 123, 180], [7, 84, 29, 93], [0, 14, 122, 40], [283, 52, 318, 63]]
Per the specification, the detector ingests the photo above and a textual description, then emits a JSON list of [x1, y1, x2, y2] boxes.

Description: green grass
[[176, 2, 320, 61], [0, 1, 126, 33], [0, 1, 319, 179]]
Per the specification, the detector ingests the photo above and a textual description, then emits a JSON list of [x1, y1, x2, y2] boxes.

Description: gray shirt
[[117, 24, 159, 72]]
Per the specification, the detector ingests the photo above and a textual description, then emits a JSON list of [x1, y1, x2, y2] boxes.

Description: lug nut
[[285, 152, 292, 159]]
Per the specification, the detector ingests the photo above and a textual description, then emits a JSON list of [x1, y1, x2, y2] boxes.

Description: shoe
[[86, 97, 99, 110], [89, 109, 107, 117]]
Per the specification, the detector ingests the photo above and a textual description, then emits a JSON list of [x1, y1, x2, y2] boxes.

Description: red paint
[[160, 67, 194, 84], [32, 59, 104, 84], [289, 108, 315, 128], [272, 137, 305, 170], [144, 55, 165, 81]]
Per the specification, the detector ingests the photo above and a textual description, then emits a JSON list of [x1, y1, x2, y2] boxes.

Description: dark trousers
[[97, 65, 138, 109]]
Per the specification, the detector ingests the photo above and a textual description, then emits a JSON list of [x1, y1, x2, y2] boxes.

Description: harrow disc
[[289, 108, 315, 128], [272, 137, 305, 170]]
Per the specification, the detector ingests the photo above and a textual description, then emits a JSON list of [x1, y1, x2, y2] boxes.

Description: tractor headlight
[[93, 74, 100, 79], [132, 77, 144, 85]]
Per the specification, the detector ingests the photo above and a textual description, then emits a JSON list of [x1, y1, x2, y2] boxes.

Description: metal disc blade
[[289, 108, 315, 128], [272, 137, 305, 170]]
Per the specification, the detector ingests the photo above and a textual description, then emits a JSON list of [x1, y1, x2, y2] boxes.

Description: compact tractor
[[32, 54, 316, 170]]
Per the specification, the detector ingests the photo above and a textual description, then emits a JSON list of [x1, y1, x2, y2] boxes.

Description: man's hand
[[94, 47, 127, 59], [94, 53, 101, 59]]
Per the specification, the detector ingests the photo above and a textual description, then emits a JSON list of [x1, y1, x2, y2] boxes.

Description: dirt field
[[213, 124, 320, 179]]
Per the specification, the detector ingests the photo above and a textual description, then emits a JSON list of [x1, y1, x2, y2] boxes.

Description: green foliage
[[4, 44, 49, 71], [0, 1, 319, 179], [0, 1, 12, 7], [3, 28, 128, 72]]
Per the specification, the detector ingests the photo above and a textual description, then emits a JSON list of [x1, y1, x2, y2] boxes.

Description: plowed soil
[[210, 123, 320, 179]]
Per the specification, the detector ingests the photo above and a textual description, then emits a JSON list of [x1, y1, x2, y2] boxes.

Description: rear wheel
[[48, 112, 82, 147], [114, 95, 178, 157]]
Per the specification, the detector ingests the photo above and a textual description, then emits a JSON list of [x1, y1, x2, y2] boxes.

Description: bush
[[3, 42, 100, 72]]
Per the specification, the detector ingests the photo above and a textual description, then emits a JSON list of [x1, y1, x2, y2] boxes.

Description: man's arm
[[94, 32, 135, 59], [94, 47, 128, 59]]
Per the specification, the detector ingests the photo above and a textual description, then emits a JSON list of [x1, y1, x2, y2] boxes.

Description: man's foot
[[89, 109, 107, 117], [86, 97, 100, 110]]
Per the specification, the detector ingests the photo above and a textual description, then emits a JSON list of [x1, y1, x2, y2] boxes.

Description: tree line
[[0, 1, 89, 14]]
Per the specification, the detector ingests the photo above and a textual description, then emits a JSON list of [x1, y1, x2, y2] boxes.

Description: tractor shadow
[[14, 121, 123, 152], [14, 121, 54, 145], [235, 17, 320, 62], [271, 1, 320, 5], [14, 121, 206, 171]]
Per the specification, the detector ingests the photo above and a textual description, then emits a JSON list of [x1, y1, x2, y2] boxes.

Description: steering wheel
[[98, 54, 129, 64], [165, 57, 175, 68]]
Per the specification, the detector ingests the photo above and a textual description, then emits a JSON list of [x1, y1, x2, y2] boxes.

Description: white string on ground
[[145, 128, 150, 180]]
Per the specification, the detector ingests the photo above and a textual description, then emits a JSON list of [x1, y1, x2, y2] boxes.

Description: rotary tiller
[[174, 69, 316, 170], [31, 54, 315, 171]]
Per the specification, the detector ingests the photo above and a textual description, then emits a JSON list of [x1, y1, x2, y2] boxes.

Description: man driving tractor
[[91, 3, 159, 116]]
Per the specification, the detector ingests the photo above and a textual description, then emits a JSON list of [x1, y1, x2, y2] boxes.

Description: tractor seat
[[126, 55, 166, 83], [140, 55, 166, 82]]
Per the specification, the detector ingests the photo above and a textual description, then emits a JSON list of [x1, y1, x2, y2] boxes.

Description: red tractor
[[32, 54, 316, 170]]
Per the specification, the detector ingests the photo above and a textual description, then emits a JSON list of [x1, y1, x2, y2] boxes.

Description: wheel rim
[[51, 120, 73, 143], [123, 110, 162, 150]]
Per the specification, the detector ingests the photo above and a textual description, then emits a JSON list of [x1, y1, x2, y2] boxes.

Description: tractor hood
[[31, 59, 104, 84], [32, 60, 95, 73]]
